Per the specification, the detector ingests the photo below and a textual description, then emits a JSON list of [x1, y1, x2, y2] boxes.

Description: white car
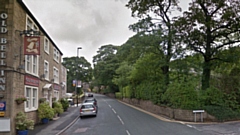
[[80, 103, 98, 118]]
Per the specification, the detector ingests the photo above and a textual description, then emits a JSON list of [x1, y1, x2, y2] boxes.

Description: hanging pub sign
[[53, 84, 60, 90], [24, 36, 40, 55], [0, 101, 6, 111], [24, 75, 39, 87]]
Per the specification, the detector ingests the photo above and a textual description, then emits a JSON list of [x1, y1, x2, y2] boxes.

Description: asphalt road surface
[[62, 94, 207, 135]]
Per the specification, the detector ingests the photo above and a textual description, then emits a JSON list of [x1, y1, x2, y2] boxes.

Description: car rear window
[[81, 105, 93, 109]]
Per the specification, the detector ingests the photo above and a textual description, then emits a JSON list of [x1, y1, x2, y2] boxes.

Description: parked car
[[87, 93, 93, 97], [84, 98, 97, 107], [80, 103, 98, 118]]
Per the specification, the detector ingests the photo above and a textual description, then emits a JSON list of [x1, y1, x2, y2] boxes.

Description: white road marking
[[186, 124, 202, 131], [108, 105, 112, 108], [112, 108, 116, 114], [117, 115, 124, 125], [126, 130, 131, 135]]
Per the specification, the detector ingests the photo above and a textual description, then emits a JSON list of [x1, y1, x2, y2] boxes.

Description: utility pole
[[75, 47, 82, 107]]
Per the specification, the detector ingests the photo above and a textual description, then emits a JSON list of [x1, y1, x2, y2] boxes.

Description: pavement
[[28, 104, 81, 135]]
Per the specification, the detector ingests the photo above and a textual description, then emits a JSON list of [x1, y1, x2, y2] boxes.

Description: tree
[[176, 0, 240, 90], [112, 62, 133, 97], [62, 57, 92, 93], [92, 45, 119, 93], [126, 0, 182, 91]]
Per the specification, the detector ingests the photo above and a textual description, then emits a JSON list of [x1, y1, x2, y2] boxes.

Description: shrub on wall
[[123, 86, 132, 98], [115, 92, 122, 99], [162, 79, 201, 109], [204, 105, 240, 122], [200, 86, 224, 106]]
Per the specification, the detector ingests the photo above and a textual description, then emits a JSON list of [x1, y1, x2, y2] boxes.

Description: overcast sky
[[23, 0, 190, 65]]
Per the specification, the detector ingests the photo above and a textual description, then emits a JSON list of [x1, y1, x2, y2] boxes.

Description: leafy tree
[[129, 53, 164, 103], [92, 45, 119, 93], [112, 62, 133, 97], [175, 0, 240, 90], [62, 56, 92, 93], [126, 0, 182, 91]]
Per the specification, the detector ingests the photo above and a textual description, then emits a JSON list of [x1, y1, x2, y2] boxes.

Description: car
[[84, 98, 97, 106], [80, 103, 98, 118], [87, 93, 93, 97]]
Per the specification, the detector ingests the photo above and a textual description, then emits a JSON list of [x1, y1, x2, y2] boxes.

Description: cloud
[[23, 0, 136, 64]]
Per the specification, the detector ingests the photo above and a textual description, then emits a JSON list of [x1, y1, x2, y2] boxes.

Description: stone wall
[[122, 98, 217, 122]]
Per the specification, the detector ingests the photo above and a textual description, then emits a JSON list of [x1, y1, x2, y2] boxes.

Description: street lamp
[[75, 47, 82, 107]]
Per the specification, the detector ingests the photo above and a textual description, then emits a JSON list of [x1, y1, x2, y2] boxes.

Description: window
[[25, 16, 39, 76], [53, 48, 59, 62], [25, 86, 38, 112], [26, 55, 30, 71], [25, 55, 39, 76], [44, 37, 49, 54], [26, 16, 38, 31], [44, 61, 49, 80], [53, 67, 59, 83], [53, 90, 59, 101]]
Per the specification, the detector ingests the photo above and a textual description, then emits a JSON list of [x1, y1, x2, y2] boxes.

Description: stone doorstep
[[53, 117, 60, 120]]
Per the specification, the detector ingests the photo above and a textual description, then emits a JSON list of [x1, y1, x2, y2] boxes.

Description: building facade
[[0, 0, 66, 134]]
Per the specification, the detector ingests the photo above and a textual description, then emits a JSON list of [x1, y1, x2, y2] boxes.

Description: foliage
[[52, 101, 64, 114], [126, 0, 183, 92], [15, 112, 34, 130], [62, 56, 92, 93], [39, 98, 47, 103], [204, 105, 240, 122], [88, 0, 240, 121], [60, 98, 69, 111], [200, 87, 225, 107], [15, 95, 27, 102], [38, 102, 55, 119], [52, 97, 57, 102], [211, 67, 240, 110], [175, 0, 240, 90], [128, 53, 164, 102], [112, 62, 132, 96], [162, 78, 201, 109], [115, 92, 122, 99], [93, 45, 120, 93], [123, 86, 132, 98]]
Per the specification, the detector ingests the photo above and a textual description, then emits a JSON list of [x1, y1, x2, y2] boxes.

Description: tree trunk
[[202, 61, 211, 90]]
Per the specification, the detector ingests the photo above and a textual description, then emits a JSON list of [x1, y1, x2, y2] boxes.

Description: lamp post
[[75, 47, 82, 107]]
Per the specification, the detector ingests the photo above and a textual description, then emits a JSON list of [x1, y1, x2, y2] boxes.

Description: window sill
[[24, 107, 38, 112]]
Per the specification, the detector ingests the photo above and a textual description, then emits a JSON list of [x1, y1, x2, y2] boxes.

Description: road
[[62, 94, 206, 135]]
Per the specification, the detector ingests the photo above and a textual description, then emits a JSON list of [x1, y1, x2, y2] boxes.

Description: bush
[[200, 86, 224, 106], [204, 105, 240, 122], [38, 102, 55, 119], [52, 101, 64, 115], [115, 92, 122, 99], [123, 86, 132, 98], [60, 98, 69, 111], [162, 79, 201, 109], [15, 112, 34, 130]]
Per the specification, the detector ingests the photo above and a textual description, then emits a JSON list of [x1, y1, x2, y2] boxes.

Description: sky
[[23, 0, 190, 65], [23, 0, 137, 64]]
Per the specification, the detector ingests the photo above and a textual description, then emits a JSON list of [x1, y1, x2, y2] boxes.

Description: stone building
[[0, 0, 67, 134]]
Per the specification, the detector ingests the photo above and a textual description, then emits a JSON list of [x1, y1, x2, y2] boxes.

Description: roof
[[17, 0, 63, 55]]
